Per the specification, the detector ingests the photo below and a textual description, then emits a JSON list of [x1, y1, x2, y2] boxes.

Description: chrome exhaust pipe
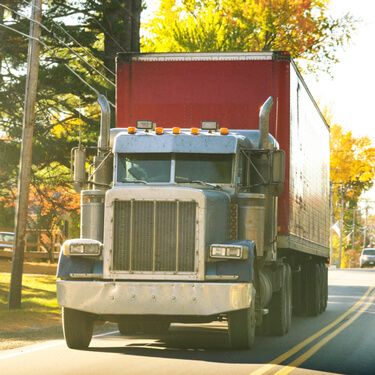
[[259, 96, 274, 150], [97, 94, 111, 155]]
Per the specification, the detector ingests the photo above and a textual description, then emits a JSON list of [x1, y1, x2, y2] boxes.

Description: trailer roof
[[117, 51, 290, 63]]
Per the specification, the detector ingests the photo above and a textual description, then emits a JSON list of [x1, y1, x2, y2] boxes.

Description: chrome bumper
[[57, 281, 254, 316]]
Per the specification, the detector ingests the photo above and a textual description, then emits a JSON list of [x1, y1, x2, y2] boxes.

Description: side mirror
[[71, 146, 86, 192], [270, 150, 285, 195]]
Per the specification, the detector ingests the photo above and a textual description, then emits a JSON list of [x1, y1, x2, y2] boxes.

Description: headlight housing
[[62, 239, 102, 257], [209, 244, 248, 260]]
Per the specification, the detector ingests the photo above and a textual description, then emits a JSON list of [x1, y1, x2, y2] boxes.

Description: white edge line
[[0, 330, 119, 360]]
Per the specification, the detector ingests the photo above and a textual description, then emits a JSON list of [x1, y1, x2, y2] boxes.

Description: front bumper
[[57, 280, 253, 316]]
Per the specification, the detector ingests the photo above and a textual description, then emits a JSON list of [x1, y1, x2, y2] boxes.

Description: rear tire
[[306, 262, 321, 316], [228, 299, 256, 349], [62, 307, 94, 349], [267, 263, 292, 336], [321, 263, 328, 312]]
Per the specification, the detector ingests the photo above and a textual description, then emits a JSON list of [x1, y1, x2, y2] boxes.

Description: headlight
[[210, 244, 248, 259], [62, 239, 102, 257]]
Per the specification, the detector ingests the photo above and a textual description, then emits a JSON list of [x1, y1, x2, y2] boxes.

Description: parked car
[[0, 232, 15, 250], [359, 248, 375, 268]]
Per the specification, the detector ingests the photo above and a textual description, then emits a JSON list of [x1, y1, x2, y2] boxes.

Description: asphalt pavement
[[1, 268, 375, 375]]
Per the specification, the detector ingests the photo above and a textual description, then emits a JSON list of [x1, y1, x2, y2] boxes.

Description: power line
[[0, 3, 116, 87], [25, 0, 129, 54], [0, 21, 115, 108], [88, 16, 127, 53]]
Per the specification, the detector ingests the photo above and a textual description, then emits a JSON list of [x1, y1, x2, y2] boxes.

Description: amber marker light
[[155, 127, 164, 135], [191, 127, 200, 135], [127, 127, 136, 134], [172, 127, 181, 135], [220, 127, 229, 135]]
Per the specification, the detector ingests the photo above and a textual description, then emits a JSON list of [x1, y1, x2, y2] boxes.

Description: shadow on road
[[86, 284, 373, 367], [87, 323, 286, 365]]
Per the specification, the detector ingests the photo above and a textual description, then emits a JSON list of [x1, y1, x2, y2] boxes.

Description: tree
[[143, 0, 356, 73], [330, 124, 375, 266], [331, 124, 375, 207], [0, 1, 144, 254]]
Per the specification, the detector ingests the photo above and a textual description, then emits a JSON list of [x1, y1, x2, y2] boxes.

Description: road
[[1, 269, 375, 375]]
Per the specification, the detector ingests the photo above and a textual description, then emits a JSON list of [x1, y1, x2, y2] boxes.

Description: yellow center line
[[275, 290, 375, 375], [250, 286, 374, 375]]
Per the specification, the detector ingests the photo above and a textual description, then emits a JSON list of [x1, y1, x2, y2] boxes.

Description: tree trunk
[[0, 6, 4, 86]]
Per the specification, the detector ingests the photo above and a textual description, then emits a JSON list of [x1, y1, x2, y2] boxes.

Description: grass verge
[[0, 273, 62, 350]]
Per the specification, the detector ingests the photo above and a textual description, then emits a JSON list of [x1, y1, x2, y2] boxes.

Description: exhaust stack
[[94, 94, 112, 188], [97, 94, 111, 155], [259, 96, 274, 150]]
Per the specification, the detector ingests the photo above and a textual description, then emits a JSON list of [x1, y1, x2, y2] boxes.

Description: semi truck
[[57, 51, 330, 350]]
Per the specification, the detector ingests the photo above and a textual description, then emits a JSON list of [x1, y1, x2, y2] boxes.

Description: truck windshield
[[118, 153, 171, 183], [175, 154, 232, 183]]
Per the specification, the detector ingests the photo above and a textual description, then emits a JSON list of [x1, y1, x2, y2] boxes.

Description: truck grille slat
[[113, 200, 196, 273]]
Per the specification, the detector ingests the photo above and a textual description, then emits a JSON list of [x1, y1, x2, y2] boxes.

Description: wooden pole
[[9, 0, 42, 309], [338, 188, 344, 269]]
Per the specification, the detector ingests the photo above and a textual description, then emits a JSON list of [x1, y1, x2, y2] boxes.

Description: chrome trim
[[205, 275, 239, 280], [69, 273, 103, 279], [57, 280, 254, 315], [97, 94, 111, 154], [259, 96, 274, 150], [103, 187, 206, 280]]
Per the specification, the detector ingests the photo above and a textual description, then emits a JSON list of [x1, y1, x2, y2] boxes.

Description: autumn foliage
[[330, 124, 375, 206], [143, 0, 355, 72]]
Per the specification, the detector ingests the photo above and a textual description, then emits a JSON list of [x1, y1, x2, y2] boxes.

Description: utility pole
[[352, 208, 356, 250], [9, 0, 42, 309], [338, 188, 344, 269], [329, 183, 333, 263], [363, 205, 369, 248]]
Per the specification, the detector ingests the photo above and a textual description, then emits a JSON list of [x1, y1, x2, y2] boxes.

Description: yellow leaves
[[51, 116, 86, 138], [143, 0, 355, 72], [330, 124, 375, 204], [49, 96, 99, 139]]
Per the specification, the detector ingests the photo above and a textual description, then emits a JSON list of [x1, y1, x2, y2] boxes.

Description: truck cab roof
[[111, 128, 278, 154]]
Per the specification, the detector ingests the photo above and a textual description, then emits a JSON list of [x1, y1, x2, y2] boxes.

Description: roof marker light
[[136, 120, 154, 130], [127, 127, 136, 134], [172, 127, 181, 134], [201, 121, 219, 131], [155, 127, 164, 135], [191, 127, 200, 135], [220, 127, 229, 135]]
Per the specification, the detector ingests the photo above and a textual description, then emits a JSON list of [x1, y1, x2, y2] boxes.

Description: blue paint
[[206, 240, 255, 282], [56, 251, 101, 278]]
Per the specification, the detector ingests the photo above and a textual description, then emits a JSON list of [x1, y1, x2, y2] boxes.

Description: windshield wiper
[[175, 177, 222, 190]]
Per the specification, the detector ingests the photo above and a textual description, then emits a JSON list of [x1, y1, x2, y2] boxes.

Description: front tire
[[62, 307, 94, 349], [228, 299, 256, 349]]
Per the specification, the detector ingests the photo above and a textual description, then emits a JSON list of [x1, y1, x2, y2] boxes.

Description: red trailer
[[116, 52, 330, 258]]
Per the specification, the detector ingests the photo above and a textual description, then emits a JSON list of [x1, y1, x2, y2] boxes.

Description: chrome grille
[[113, 200, 197, 272]]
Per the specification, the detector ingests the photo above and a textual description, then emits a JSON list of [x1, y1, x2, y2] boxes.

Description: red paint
[[116, 54, 326, 238]]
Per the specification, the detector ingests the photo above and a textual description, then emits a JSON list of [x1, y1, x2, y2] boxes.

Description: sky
[[305, 0, 375, 141], [303, 0, 375, 202]]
